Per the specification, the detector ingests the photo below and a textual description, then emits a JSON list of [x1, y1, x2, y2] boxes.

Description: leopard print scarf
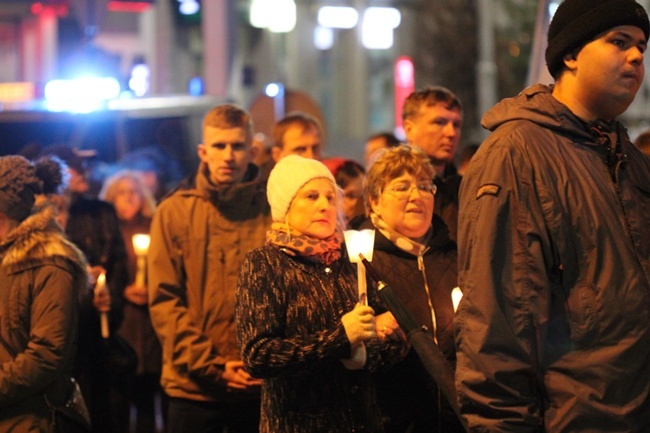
[[266, 222, 343, 265]]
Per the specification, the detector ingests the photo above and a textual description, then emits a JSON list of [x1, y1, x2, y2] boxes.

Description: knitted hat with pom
[[0, 156, 41, 222], [267, 155, 336, 222], [546, 0, 649, 78], [0, 155, 68, 222]]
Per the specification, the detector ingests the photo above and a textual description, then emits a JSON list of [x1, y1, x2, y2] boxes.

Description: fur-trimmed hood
[[0, 204, 87, 276]]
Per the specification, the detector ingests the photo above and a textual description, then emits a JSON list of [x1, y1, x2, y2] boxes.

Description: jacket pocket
[[566, 284, 599, 344]]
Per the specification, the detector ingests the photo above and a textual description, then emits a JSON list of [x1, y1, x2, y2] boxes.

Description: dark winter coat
[[66, 195, 129, 377], [0, 205, 88, 432], [361, 216, 464, 433], [456, 84, 650, 432], [236, 244, 405, 433], [116, 214, 161, 375]]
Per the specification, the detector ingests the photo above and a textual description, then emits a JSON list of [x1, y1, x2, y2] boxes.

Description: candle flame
[[132, 234, 151, 256], [452, 287, 463, 313]]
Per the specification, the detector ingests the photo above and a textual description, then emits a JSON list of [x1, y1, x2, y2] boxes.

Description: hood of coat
[[0, 204, 88, 275], [481, 84, 628, 149]]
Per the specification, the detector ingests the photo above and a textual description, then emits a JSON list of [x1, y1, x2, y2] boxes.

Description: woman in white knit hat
[[235, 155, 404, 433]]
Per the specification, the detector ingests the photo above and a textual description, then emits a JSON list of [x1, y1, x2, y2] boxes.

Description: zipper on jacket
[[418, 250, 438, 343]]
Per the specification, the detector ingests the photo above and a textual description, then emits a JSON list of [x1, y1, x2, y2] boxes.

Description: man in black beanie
[[454, 0, 650, 432]]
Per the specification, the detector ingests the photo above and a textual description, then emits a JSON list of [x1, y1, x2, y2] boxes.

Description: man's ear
[[197, 144, 206, 162], [403, 119, 415, 141], [563, 51, 579, 71]]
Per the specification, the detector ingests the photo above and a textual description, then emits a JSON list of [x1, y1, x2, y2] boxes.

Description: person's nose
[[408, 186, 425, 201], [224, 145, 235, 160], [316, 195, 332, 211], [629, 46, 644, 66], [443, 121, 457, 137]]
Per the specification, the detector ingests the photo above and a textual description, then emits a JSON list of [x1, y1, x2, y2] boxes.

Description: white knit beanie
[[267, 155, 336, 222]]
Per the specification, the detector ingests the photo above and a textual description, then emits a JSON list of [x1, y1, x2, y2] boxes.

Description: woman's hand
[[375, 311, 405, 341], [89, 266, 111, 313], [124, 284, 148, 306], [342, 304, 377, 346]]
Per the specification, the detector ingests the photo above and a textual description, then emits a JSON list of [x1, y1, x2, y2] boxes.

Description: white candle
[[95, 272, 110, 339], [132, 234, 150, 287], [343, 229, 376, 305]]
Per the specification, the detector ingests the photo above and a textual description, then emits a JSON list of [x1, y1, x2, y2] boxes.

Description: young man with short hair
[[455, 1, 650, 431], [271, 112, 323, 162], [148, 104, 271, 433]]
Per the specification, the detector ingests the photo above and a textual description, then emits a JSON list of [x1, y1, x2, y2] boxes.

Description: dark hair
[[35, 156, 70, 195], [334, 160, 365, 189], [367, 132, 401, 148], [402, 86, 463, 123], [272, 112, 323, 149]]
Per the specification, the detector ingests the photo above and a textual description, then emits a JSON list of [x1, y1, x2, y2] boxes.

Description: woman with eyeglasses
[[361, 144, 464, 433]]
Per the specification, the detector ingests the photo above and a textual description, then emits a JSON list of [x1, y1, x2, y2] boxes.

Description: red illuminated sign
[[394, 56, 414, 130]]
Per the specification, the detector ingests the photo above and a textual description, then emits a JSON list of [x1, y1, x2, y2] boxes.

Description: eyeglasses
[[385, 182, 437, 199]]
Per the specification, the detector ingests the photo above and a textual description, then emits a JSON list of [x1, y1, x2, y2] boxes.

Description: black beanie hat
[[546, 0, 649, 78]]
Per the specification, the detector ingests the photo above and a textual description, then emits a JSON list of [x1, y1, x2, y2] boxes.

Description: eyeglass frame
[[383, 182, 437, 199]]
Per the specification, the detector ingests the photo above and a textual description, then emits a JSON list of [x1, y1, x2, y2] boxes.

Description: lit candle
[[343, 229, 376, 306], [95, 272, 110, 339], [451, 287, 463, 313], [132, 234, 150, 287], [341, 229, 376, 370], [132, 234, 151, 257]]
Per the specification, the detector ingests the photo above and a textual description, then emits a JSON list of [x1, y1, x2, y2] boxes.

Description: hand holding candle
[[341, 229, 376, 370]]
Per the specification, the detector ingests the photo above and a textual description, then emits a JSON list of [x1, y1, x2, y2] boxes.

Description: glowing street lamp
[[317, 6, 358, 29], [361, 7, 401, 50], [250, 0, 296, 33]]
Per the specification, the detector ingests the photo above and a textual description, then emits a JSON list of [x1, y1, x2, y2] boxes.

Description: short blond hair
[[363, 144, 435, 215], [202, 104, 253, 144]]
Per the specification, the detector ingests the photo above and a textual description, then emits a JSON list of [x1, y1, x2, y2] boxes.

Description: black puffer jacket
[[0, 205, 88, 432], [361, 215, 464, 433]]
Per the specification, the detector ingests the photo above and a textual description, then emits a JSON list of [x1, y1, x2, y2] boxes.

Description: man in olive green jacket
[[148, 104, 272, 433]]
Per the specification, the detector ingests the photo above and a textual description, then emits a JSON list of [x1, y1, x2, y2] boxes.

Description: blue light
[[188, 76, 204, 96], [44, 77, 121, 113]]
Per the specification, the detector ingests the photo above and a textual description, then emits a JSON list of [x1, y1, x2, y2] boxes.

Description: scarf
[[370, 213, 431, 267], [266, 222, 342, 265]]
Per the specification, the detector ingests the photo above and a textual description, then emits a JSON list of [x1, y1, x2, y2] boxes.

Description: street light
[[250, 0, 297, 33], [361, 7, 401, 49]]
